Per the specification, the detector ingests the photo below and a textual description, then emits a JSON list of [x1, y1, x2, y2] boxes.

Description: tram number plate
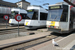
[[51, 21, 55, 26]]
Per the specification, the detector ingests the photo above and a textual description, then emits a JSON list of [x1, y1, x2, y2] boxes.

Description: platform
[[26, 33, 75, 50], [0, 26, 24, 30], [0, 31, 51, 48]]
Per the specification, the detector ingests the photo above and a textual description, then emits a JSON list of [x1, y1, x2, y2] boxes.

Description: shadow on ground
[[50, 30, 75, 37]]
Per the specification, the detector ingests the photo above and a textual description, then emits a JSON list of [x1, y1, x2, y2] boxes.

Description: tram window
[[60, 11, 68, 22], [70, 11, 75, 22], [60, 5, 68, 22], [32, 12, 38, 20], [20, 13, 27, 19], [40, 13, 47, 20], [11, 11, 18, 19], [26, 11, 38, 20]]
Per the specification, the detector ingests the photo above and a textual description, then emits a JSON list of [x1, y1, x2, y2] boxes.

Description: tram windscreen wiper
[[54, 16, 58, 21]]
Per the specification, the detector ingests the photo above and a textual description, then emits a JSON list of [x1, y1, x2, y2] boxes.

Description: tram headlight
[[49, 26, 50, 27], [26, 22, 28, 25], [54, 26, 56, 28], [9, 20, 11, 23], [56, 26, 59, 28]]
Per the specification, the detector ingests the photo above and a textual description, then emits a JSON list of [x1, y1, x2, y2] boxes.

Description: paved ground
[[1, 25, 74, 50], [0, 31, 47, 41], [0, 22, 9, 26], [0, 26, 25, 30], [26, 33, 75, 50], [0, 31, 51, 48]]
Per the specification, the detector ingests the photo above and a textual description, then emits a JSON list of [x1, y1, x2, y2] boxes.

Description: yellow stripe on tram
[[26, 22, 28, 25], [50, 21, 55, 26], [9, 20, 11, 23]]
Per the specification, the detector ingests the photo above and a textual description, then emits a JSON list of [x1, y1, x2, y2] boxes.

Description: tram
[[9, 8, 27, 26], [24, 5, 48, 29], [46, 2, 75, 34]]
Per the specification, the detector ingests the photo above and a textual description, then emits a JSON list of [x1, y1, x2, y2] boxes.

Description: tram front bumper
[[25, 25, 38, 29], [48, 28, 69, 34]]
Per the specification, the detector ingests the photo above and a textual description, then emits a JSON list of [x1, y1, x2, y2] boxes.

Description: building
[[16, 0, 30, 10], [0, 0, 17, 7], [0, 0, 30, 9], [0, 0, 17, 23]]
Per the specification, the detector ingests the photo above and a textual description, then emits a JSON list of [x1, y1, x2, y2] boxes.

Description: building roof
[[16, 1, 30, 4], [0, 0, 17, 7]]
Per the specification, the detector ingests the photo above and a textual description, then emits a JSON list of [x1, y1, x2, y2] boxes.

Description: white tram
[[24, 5, 48, 29], [9, 8, 27, 26], [47, 2, 75, 34]]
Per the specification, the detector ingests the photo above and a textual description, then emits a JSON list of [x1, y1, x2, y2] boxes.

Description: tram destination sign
[[27, 9, 38, 12], [49, 6, 61, 9], [27, 10, 33, 12]]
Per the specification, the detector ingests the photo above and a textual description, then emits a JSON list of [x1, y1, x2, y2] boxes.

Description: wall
[[22, 2, 30, 10], [16, 2, 22, 8]]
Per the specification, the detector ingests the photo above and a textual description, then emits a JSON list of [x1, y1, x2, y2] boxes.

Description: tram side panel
[[40, 12, 48, 27], [70, 7, 75, 30], [25, 19, 40, 29], [9, 19, 25, 25]]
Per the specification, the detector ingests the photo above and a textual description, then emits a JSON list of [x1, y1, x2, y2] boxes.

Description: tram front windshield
[[26, 11, 38, 20], [10, 11, 18, 19], [47, 9, 63, 21]]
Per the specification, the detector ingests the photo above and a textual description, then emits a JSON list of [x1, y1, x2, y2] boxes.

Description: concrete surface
[[63, 40, 75, 50], [26, 33, 75, 50], [0, 32, 28, 40], [38, 28, 48, 32], [0, 31, 51, 48], [0, 26, 24, 30]]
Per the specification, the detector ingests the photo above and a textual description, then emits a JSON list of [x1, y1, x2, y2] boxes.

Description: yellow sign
[[51, 6, 60, 9], [26, 22, 28, 25], [9, 20, 11, 23], [28, 10, 32, 12], [50, 21, 55, 26]]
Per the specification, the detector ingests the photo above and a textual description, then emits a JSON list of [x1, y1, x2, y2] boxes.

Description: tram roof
[[49, 2, 69, 6], [27, 5, 48, 13], [11, 8, 27, 13]]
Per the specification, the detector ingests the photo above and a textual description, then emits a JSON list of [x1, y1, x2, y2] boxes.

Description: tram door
[[69, 8, 75, 30]]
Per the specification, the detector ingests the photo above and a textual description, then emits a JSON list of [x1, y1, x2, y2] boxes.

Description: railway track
[[0, 25, 46, 35], [0, 25, 35, 35], [0, 25, 71, 50], [0, 26, 47, 41], [1, 34, 58, 50]]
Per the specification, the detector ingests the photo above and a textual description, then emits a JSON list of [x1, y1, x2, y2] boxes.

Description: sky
[[3, 0, 63, 9]]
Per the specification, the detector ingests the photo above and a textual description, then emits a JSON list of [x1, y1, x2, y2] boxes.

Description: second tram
[[24, 5, 48, 29]]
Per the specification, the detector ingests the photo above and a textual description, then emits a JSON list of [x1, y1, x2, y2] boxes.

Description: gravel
[[0, 32, 29, 41]]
